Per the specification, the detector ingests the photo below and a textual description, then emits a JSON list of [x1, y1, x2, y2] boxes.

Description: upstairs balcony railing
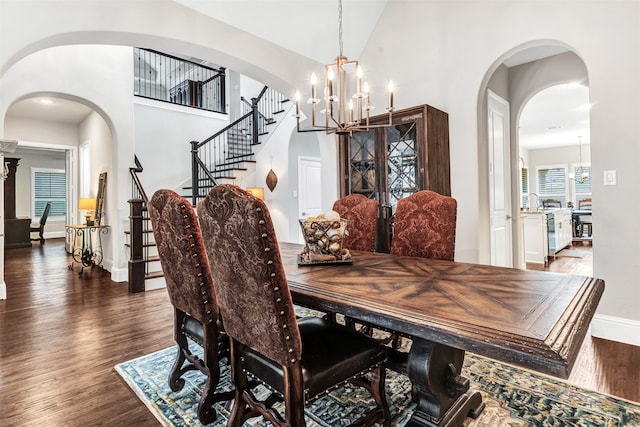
[[134, 47, 226, 114]]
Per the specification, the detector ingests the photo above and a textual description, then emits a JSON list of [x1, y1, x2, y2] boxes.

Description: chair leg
[[196, 328, 220, 424], [371, 366, 391, 426], [352, 365, 390, 427], [283, 365, 306, 427], [228, 339, 250, 427], [168, 345, 187, 392]]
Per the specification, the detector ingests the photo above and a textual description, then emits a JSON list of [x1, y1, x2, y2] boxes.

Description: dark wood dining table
[[279, 242, 604, 427]]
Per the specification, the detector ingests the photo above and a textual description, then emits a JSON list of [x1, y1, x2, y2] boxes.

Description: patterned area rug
[[115, 345, 640, 427]]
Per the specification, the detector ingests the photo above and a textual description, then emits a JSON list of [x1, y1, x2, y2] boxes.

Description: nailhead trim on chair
[[247, 191, 298, 364], [179, 203, 215, 324]]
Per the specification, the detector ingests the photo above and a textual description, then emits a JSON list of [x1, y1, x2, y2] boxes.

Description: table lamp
[[78, 198, 96, 226]]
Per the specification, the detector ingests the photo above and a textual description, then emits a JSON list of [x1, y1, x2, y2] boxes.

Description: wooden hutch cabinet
[[338, 104, 451, 252]]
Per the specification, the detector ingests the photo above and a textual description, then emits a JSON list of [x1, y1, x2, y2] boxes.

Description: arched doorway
[[478, 43, 590, 268], [518, 83, 592, 274]]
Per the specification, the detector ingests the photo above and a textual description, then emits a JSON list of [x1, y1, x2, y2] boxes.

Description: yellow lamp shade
[[78, 198, 96, 211], [246, 187, 264, 200]]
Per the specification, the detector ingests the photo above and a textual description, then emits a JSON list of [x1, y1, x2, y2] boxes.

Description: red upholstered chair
[[332, 193, 378, 252], [197, 184, 390, 427], [147, 189, 231, 424], [390, 190, 457, 261]]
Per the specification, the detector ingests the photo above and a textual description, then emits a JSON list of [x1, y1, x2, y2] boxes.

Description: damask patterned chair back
[[390, 190, 457, 261], [147, 189, 229, 424], [332, 193, 378, 252], [197, 184, 390, 427]]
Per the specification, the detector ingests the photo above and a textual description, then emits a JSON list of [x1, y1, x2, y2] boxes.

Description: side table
[[65, 224, 109, 274]]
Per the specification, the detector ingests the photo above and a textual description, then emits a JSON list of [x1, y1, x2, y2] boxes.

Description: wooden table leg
[[406, 338, 485, 427]]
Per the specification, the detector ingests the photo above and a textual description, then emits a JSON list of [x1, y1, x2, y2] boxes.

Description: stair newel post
[[190, 140, 200, 206], [128, 198, 146, 293], [251, 97, 259, 147]]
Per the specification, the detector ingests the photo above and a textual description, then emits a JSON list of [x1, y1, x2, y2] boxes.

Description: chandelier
[[572, 136, 590, 184], [294, 0, 394, 134]]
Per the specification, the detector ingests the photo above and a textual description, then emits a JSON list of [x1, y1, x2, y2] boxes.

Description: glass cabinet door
[[347, 129, 377, 199], [386, 122, 419, 213]]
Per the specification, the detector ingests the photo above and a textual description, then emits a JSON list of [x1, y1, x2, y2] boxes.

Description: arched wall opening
[[477, 41, 589, 267]]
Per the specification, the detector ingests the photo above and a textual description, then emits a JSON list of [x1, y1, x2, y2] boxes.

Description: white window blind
[[537, 166, 567, 207], [33, 169, 66, 218], [521, 167, 529, 208]]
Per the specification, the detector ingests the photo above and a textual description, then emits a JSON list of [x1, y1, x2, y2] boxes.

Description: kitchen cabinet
[[521, 212, 548, 264], [550, 209, 573, 254], [338, 105, 451, 252]]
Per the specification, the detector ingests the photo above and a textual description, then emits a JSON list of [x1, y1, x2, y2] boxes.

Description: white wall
[[134, 99, 229, 197]]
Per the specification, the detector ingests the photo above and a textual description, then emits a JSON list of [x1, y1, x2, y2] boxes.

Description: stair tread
[[145, 271, 164, 279]]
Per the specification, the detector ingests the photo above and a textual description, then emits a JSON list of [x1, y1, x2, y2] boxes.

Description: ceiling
[[7, 97, 93, 124], [3, 5, 589, 151], [518, 83, 591, 150]]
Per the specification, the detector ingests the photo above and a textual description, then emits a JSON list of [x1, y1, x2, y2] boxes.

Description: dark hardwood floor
[[0, 239, 638, 426]]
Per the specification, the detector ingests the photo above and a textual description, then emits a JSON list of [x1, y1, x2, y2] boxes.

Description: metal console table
[[65, 224, 109, 274]]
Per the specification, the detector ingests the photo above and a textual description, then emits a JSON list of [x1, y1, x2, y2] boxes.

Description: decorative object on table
[[294, 0, 395, 134], [299, 210, 351, 264], [115, 344, 640, 427], [245, 187, 264, 200], [78, 197, 96, 226], [265, 168, 278, 192], [94, 172, 107, 226]]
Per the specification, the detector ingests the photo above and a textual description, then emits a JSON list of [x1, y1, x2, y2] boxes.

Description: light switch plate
[[603, 170, 617, 186]]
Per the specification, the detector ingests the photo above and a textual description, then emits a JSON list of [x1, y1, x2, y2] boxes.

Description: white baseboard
[[0, 282, 6, 300], [111, 266, 128, 283], [591, 314, 640, 347]]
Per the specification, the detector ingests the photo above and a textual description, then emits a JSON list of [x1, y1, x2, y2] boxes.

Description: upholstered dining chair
[[390, 190, 457, 261], [197, 184, 390, 427], [147, 189, 231, 424], [332, 193, 378, 252]]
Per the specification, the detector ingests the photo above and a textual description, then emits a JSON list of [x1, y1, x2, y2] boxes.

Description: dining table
[[279, 242, 604, 427]]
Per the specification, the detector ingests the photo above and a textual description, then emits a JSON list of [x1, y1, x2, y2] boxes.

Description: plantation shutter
[[34, 170, 66, 217], [521, 167, 529, 208], [537, 166, 567, 207]]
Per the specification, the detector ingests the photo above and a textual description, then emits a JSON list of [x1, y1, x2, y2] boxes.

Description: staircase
[[128, 85, 290, 292], [186, 85, 290, 205]]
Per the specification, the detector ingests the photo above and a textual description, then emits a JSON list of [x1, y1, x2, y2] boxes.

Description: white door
[[298, 156, 322, 220], [488, 90, 513, 267]]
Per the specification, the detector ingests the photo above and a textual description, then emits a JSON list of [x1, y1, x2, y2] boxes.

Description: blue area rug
[[116, 345, 640, 426]]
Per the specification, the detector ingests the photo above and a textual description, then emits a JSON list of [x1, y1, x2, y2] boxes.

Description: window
[[520, 167, 529, 208], [573, 164, 592, 205], [32, 169, 66, 219], [537, 165, 567, 207]]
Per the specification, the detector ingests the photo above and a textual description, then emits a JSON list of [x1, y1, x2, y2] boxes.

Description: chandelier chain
[[338, 0, 344, 57]]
